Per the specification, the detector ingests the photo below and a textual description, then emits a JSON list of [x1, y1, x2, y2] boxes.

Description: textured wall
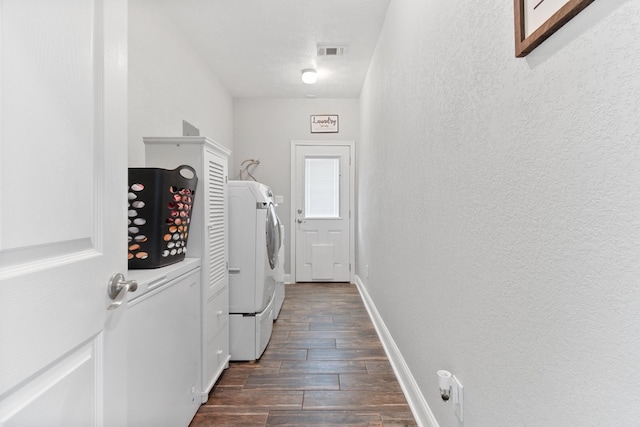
[[358, 0, 640, 425], [233, 98, 360, 274], [128, 0, 233, 167]]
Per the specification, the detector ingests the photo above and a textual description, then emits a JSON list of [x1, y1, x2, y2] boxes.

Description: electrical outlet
[[452, 375, 464, 422], [438, 370, 464, 422]]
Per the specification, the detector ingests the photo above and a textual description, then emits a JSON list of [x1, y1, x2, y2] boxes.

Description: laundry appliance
[[273, 223, 285, 319], [228, 180, 282, 360]]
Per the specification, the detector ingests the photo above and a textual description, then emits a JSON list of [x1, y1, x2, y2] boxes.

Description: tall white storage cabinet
[[144, 136, 231, 402]]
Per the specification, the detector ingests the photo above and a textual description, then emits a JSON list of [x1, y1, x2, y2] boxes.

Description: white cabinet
[[144, 136, 231, 402], [127, 258, 201, 427]]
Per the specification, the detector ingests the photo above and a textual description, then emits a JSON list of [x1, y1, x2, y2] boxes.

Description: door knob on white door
[[107, 273, 138, 310]]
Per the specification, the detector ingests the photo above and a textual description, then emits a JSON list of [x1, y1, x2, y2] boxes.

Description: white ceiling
[[160, 0, 391, 99]]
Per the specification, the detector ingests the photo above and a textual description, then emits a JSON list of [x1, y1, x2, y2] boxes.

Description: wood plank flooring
[[189, 282, 418, 427]]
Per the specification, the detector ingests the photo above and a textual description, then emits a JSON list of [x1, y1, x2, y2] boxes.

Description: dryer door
[[265, 203, 281, 269]]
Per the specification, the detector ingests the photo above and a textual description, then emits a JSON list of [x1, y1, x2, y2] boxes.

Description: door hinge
[[349, 263, 352, 272]]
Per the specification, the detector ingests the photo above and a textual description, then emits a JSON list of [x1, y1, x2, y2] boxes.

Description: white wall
[[233, 98, 360, 274], [358, 1, 640, 426], [128, 0, 233, 166]]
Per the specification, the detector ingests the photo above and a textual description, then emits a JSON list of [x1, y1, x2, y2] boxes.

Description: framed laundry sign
[[310, 115, 339, 133], [514, 0, 595, 57]]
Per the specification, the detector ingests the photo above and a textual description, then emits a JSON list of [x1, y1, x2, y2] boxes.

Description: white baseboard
[[354, 275, 439, 427], [284, 273, 291, 284]]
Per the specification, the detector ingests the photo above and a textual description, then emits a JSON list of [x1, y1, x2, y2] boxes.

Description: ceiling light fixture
[[301, 68, 317, 84]]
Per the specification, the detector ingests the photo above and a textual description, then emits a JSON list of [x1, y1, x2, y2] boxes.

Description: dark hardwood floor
[[189, 282, 418, 427]]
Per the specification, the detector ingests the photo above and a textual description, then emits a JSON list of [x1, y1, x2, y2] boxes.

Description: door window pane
[[305, 157, 339, 218]]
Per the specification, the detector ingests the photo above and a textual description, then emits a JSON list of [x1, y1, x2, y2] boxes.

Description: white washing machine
[[273, 223, 285, 319], [228, 180, 281, 360]]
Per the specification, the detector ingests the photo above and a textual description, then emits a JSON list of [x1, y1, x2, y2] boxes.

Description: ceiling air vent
[[317, 45, 346, 56]]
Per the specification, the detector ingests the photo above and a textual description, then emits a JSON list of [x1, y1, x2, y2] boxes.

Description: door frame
[[290, 140, 355, 283]]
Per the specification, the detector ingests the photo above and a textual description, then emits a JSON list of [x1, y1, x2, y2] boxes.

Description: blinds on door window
[[304, 157, 340, 218]]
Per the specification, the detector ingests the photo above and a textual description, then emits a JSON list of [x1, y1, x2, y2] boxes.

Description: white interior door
[[0, 1, 128, 426], [293, 143, 354, 283]]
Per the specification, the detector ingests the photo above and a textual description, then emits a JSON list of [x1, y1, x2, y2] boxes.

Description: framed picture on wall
[[310, 115, 339, 133], [514, 0, 595, 57]]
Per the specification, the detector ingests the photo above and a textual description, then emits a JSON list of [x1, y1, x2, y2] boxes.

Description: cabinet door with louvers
[[205, 147, 227, 299], [202, 145, 231, 399]]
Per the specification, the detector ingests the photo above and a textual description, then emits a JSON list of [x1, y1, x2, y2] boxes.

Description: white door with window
[[292, 142, 354, 283], [0, 1, 128, 426]]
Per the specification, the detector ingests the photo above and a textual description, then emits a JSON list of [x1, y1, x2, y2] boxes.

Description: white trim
[[201, 354, 230, 403], [290, 140, 355, 283], [354, 275, 439, 427]]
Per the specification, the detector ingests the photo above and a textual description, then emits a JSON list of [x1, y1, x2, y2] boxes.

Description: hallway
[[189, 282, 418, 426]]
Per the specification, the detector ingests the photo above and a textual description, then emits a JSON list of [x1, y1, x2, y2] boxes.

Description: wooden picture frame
[[514, 0, 595, 57]]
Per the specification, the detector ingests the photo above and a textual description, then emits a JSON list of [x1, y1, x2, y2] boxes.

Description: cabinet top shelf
[[143, 136, 232, 156]]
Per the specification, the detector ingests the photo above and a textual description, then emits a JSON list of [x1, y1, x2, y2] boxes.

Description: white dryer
[[228, 180, 282, 360], [273, 223, 285, 319]]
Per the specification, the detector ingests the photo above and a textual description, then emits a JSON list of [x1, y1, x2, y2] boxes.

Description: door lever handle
[[107, 273, 138, 310], [297, 219, 304, 224]]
